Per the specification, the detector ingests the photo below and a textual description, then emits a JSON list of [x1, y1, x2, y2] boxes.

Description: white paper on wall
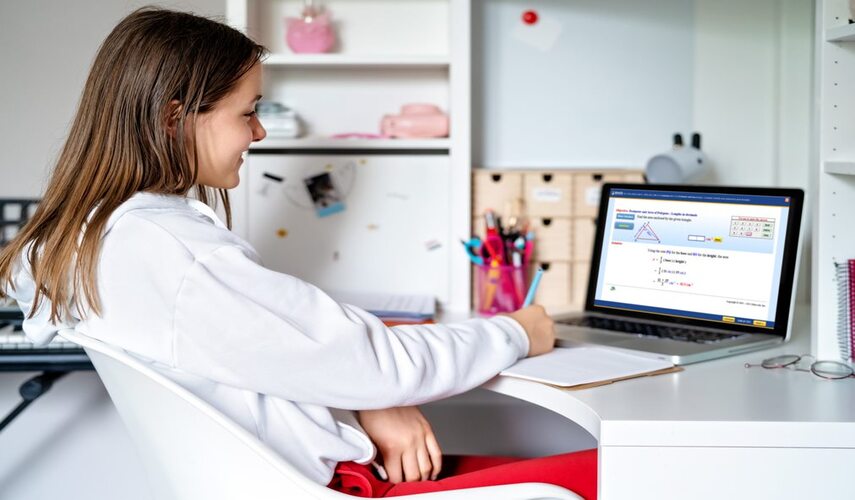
[[511, 15, 563, 52]]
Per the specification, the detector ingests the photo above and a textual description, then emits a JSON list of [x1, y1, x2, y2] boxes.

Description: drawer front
[[473, 171, 523, 217], [246, 154, 451, 301], [529, 217, 572, 262], [523, 172, 573, 217], [530, 261, 571, 306], [573, 217, 598, 261], [573, 172, 625, 217], [572, 261, 591, 309]]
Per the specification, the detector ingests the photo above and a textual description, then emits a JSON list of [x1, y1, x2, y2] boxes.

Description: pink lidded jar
[[285, 1, 335, 54]]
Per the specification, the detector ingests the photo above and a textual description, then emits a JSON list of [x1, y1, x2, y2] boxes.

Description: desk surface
[[483, 306, 855, 449]]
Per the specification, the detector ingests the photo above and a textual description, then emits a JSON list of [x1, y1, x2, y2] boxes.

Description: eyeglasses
[[744, 354, 855, 380]]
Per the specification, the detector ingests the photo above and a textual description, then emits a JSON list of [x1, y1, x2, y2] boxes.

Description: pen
[[522, 267, 545, 307]]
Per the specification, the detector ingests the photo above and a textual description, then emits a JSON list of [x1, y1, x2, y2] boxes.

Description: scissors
[[460, 237, 484, 266]]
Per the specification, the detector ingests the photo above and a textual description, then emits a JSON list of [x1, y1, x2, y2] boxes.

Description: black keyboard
[[558, 316, 743, 344], [0, 321, 92, 372]]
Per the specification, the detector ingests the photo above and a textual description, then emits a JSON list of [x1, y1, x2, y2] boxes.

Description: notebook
[[835, 260, 855, 362], [554, 184, 805, 365], [501, 345, 678, 389], [328, 290, 435, 324]]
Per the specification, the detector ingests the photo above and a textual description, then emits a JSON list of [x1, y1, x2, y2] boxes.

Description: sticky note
[[512, 14, 563, 52]]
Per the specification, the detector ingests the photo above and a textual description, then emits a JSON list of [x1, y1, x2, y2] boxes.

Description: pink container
[[381, 104, 449, 138], [285, 13, 335, 54], [475, 264, 528, 315]]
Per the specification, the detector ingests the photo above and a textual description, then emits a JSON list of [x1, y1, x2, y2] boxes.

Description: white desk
[[482, 309, 855, 499]]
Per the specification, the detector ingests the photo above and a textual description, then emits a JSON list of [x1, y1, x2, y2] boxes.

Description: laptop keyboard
[[558, 316, 743, 344]]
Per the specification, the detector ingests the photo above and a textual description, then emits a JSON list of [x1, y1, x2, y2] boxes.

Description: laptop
[[554, 183, 805, 365]]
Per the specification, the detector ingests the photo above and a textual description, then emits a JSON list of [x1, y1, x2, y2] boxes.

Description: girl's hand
[[504, 305, 555, 357], [356, 406, 442, 483]]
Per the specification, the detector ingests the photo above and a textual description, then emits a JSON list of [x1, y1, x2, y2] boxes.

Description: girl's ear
[[164, 100, 183, 137]]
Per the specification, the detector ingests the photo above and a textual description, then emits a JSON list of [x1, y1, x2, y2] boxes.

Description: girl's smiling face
[[191, 63, 266, 189]]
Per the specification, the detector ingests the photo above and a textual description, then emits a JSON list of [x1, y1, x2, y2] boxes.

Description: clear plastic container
[[474, 264, 528, 315]]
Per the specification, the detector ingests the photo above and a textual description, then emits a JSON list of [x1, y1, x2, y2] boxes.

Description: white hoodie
[[7, 192, 530, 485]]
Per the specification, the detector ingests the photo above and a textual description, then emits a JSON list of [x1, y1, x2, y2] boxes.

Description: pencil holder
[[475, 264, 527, 315]]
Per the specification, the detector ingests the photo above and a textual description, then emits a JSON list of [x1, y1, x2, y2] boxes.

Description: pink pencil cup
[[475, 264, 528, 315]]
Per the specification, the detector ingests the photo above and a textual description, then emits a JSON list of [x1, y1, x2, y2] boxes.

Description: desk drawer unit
[[600, 445, 853, 499]]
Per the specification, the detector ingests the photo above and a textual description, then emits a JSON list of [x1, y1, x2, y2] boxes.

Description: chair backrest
[[60, 330, 336, 500], [63, 330, 581, 500]]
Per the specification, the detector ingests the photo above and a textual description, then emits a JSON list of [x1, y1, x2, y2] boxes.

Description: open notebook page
[[502, 345, 674, 388]]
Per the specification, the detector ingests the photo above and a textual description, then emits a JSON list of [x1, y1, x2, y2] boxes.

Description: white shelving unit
[[826, 21, 855, 41], [813, 0, 855, 360], [251, 137, 451, 150], [823, 160, 855, 175], [262, 53, 450, 68], [227, 0, 472, 311]]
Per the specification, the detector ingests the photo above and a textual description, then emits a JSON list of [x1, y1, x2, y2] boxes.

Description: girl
[[0, 8, 596, 498]]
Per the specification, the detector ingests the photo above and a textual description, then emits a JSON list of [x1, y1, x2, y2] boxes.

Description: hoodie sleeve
[[171, 245, 529, 410], [4, 250, 77, 345]]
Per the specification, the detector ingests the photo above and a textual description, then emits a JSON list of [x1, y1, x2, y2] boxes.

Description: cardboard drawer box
[[622, 172, 646, 184], [523, 172, 573, 217], [572, 261, 591, 308], [530, 261, 571, 306], [573, 217, 598, 261], [473, 171, 523, 217], [573, 172, 626, 217], [529, 217, 572, 262], [471, 217, 485, 240]]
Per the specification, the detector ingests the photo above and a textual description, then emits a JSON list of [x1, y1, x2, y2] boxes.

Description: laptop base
[[554, 313, 783, 365]]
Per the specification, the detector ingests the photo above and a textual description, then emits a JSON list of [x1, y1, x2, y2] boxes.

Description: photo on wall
[[304, 172, 345, 218]]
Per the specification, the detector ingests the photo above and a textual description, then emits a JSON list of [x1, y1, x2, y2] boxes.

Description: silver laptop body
[[554, 184, 805, 365]]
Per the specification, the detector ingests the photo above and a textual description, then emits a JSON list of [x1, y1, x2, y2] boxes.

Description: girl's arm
[[171, 245, 530, 410]]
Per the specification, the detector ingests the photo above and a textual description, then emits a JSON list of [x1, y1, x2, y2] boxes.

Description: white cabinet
[[243, 153, 453, 301], [226, 0, 472, 310], [813, 0, 855, 360]]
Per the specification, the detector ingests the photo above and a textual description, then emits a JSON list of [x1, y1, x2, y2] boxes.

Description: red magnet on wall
[[522, 10, 538, 25]]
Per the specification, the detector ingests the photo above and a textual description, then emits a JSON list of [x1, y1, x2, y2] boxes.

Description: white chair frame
[[61, 330, 581, 500]]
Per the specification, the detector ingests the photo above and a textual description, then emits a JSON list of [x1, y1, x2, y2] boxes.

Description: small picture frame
[[304, 172, 345, 217]]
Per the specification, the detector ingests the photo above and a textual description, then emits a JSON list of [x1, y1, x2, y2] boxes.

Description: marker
[[522, 267, 545, 307]]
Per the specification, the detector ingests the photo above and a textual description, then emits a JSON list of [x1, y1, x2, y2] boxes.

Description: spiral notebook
[[835, 260, 855, 361]]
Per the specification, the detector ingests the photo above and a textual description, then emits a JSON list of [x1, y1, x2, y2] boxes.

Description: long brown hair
[[0, 7, 266, 322]]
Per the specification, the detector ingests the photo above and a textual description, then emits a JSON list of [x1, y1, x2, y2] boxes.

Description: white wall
[[474, 0, 695, 169], [0, 0, 228, 198], [474, 0, 814, 190]]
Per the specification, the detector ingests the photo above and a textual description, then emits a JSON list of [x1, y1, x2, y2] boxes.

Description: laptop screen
[[588, 185, 803, 335]]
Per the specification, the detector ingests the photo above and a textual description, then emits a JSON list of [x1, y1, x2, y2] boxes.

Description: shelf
[[249, 137, 451, 151], [262, 53, 450, 69], [825, 23, 855, 42], [824, 161, 855, 175]]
